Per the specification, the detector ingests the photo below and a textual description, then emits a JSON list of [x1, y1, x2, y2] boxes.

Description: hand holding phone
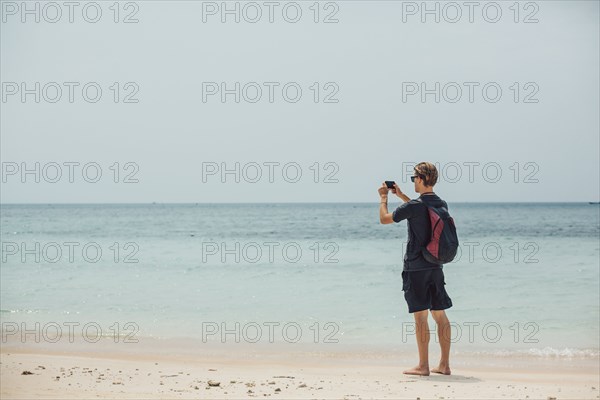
[[385, 181, 396, 193]]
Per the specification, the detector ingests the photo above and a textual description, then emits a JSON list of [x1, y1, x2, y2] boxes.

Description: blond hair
[[414, 162, 438, 187]]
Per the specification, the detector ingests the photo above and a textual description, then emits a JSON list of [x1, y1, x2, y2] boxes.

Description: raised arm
[[378, 183, 394, 224], [378, 182, 413, 224], [393, 183, 411, 203]]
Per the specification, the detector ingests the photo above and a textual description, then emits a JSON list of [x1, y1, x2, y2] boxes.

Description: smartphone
[[385, 181, 396, 193]]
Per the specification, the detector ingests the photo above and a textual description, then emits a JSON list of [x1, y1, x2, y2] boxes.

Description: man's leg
[[430, 309, 451, 375], [403, 309, 430, 376]]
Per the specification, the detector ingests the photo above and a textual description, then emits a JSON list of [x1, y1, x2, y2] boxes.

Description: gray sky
[[1, 1, 598, 203]]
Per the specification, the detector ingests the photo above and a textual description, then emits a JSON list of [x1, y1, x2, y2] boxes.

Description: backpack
[[417, 198, 459, 264]]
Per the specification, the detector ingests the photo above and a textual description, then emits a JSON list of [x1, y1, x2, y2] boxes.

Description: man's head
[[411, 162, 438, 194]]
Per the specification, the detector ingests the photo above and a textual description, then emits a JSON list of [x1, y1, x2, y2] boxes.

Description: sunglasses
[[410, 175, 422, 182]]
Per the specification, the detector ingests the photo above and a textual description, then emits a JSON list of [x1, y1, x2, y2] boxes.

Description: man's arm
[[380, 194, 394, 224], [393, 183, 411, 203], [379, 182, 413, 224], [378, 183, 394, 224]]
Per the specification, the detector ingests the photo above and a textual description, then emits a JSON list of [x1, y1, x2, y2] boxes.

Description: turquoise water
[[1, 203, 598, 357]]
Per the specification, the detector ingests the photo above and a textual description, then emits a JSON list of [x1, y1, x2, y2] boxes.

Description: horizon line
[[1, 201, 599, 205]]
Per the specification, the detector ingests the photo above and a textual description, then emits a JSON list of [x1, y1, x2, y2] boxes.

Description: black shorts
[[402, 268, 453, 313]]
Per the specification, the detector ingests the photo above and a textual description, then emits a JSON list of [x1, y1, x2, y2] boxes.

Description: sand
[[1, 339, 598, 399]]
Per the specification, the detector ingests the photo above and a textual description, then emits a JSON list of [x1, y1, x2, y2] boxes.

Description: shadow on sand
[[410, 374, 482, 383]]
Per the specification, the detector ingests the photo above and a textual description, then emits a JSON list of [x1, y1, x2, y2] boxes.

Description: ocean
[[1, 203, 598, 358]]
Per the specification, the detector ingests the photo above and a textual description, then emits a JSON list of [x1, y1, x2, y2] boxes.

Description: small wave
[[468, 347, 599, 359], [0, 309, 44, 314]]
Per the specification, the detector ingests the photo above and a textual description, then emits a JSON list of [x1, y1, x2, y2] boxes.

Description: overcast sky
[[1, 1, 598, 203]]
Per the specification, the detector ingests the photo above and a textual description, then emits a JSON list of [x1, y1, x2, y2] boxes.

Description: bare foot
[[403, 366, 430, 376], [431, 366, 451, 375]]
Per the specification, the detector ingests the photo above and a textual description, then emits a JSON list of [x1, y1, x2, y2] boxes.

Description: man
[[378, 162, 453, 376]]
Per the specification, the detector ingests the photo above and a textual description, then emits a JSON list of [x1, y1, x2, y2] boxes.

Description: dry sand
[[1, 339, 598, 399]]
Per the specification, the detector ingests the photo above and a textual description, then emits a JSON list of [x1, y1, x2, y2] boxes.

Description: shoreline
[[2, 339, 599, 399], [2, 333, 598, 361]]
